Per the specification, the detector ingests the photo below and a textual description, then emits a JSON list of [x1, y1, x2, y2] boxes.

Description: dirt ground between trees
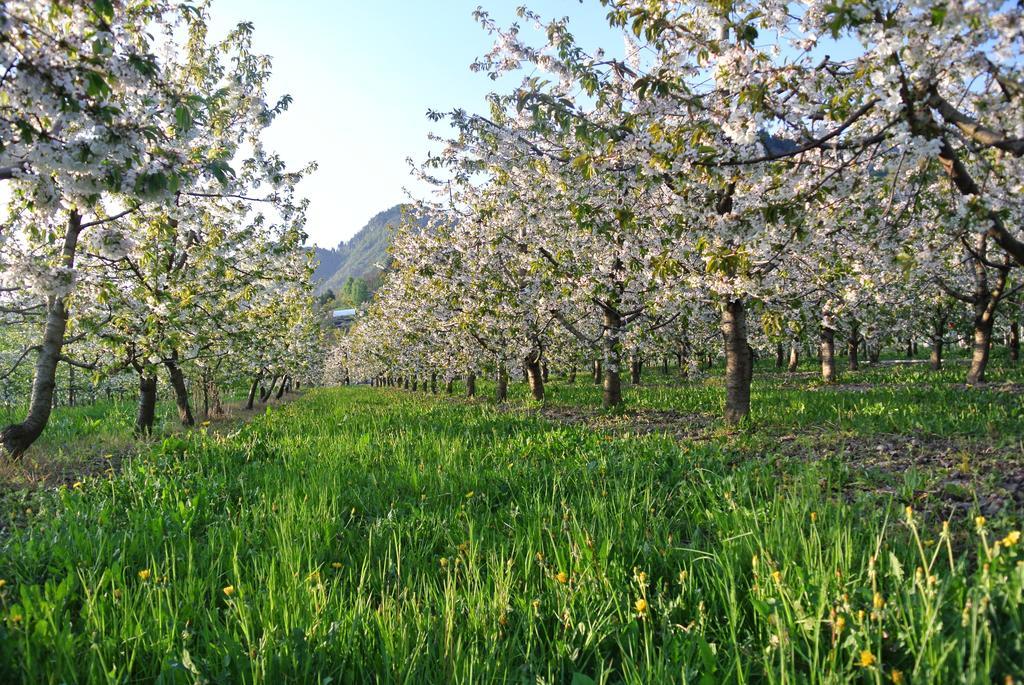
[[531, 404, 1024, 520]]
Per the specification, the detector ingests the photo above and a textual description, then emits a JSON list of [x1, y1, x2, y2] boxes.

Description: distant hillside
[[312, 204, 411, 295]]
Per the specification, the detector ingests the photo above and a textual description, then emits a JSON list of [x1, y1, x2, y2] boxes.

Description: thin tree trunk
[[525, 353, 545, 402], [722, 298, 751, 424], [567, 367, 576, 384], [630, 356, 642, 385], [164, 355, 195, 426], [495, 366, 508, 403], [246, 374, 261, 410], [820, 326, 837, 384], [260, 375, 279, 403], [1010, 320, 1020, 363], [135, 372, 157, 436], [930, 335, 944, 371], [775, 343, 784, 369], [445, 379, 453, 394], [848, 322, 860, 371], [275, 375, 289, 399], [967, 313, 995, 384], [905, 338, 914, 359], [602, 308, 623, 409], [787, 340, 799, 373], [431, 373, 438, 394], [465, 373, 476, 398], [592, 359, 601, 384], [1, 211, 83, 459]]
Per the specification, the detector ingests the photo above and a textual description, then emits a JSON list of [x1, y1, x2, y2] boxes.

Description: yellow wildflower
[[138, 569, 151, 581], [891, 670, 904, 684], [771, 570, 782, 584], [810, 511, 817, 522], [439, 557, 448, 568], [555, 571, 569, 584], [834, 616, 846, 635], [1001, 531, 1021, 547], [331, 562, 343, 569], [0, 579, 6, 589], [465, 491, 474, 498], [859, 650, 876, 667], [223, 585, 235, 597], [10, 614, 22, 624], [873, 592, 885, 610], [635, 598, 648, 615], [976, 515, 986, 529]]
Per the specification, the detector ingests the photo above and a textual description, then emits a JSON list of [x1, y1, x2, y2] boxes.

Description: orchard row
[[334, 0, 1024, 421], [0, 2, 321, 458]]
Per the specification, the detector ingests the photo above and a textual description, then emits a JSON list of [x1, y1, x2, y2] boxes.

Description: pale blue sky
[[208, 1, 620, 248]]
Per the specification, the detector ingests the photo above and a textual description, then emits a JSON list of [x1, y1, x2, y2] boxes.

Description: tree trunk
[[905, 338, 914, 359], [567, 367, 576, 384], [721, 299, 751, 424], [431, 373, 438, 394], [787, 340, 799, 373], [1010, 321, 1020, 363], [164, 355, 195, 426], [847, 322, 860, 371], [260, 375, 279, 403], [630, 356, 642, 385], [495, 366, 508, 403], [662, 357, 669, 375], [465, 373, 476, 397], [775, 343, 784, 369], [592, 359, 602, 384], [541, 362, 549, 383], [930, 335, 944, 371], [869, 343, 881, 364], [276, 375, 289, 399], [602, 309, 623, 409], [525, 352, 545, 401], [820, 326, 837, 384], [1, 211, 83, 460], [445, 379, 453, 394], [246, 374, 261, 410], [967, 313, 995, 384], [135, 372, 157, 436]]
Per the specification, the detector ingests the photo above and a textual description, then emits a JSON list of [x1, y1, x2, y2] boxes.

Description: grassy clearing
[[0, 363, 1022, 683]]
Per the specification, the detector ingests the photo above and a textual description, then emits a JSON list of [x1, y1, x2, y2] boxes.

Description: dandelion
[[331, 562, 343, 569], [771, 570, 782, 584], [1001, 530, 1020, 547], [439, 557, 448, 568], [859, 650, 876, 667], [635, 598, 648, 615], [873, 592, 885, 610], [905, 506, 913, 521], [891, 670, 904, 684], [532, 599, 541, 611], [0, 579, 6, 589], [834, 616, 846, 635], [810, 511, 817, 522], [72, 481, 83, 489], [555, 571, 569, 584], [223, 585, 236, 597], [465, 491, 474, 498], [975, 515, 986, 529], [138, 568, 151, 581], [201, 420, 211, 427]]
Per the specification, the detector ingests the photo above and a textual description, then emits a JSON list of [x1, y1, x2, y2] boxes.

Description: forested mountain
[[312, 204, 408, 295]]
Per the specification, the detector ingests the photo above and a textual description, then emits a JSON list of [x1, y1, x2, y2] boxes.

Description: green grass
[[1, 370, 1022, 683]]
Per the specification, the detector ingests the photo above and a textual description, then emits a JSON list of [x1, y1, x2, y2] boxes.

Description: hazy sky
[[207, 1, 620, 248]]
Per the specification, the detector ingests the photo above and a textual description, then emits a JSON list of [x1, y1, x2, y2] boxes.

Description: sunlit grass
[[1, 376, 1022, 682]]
